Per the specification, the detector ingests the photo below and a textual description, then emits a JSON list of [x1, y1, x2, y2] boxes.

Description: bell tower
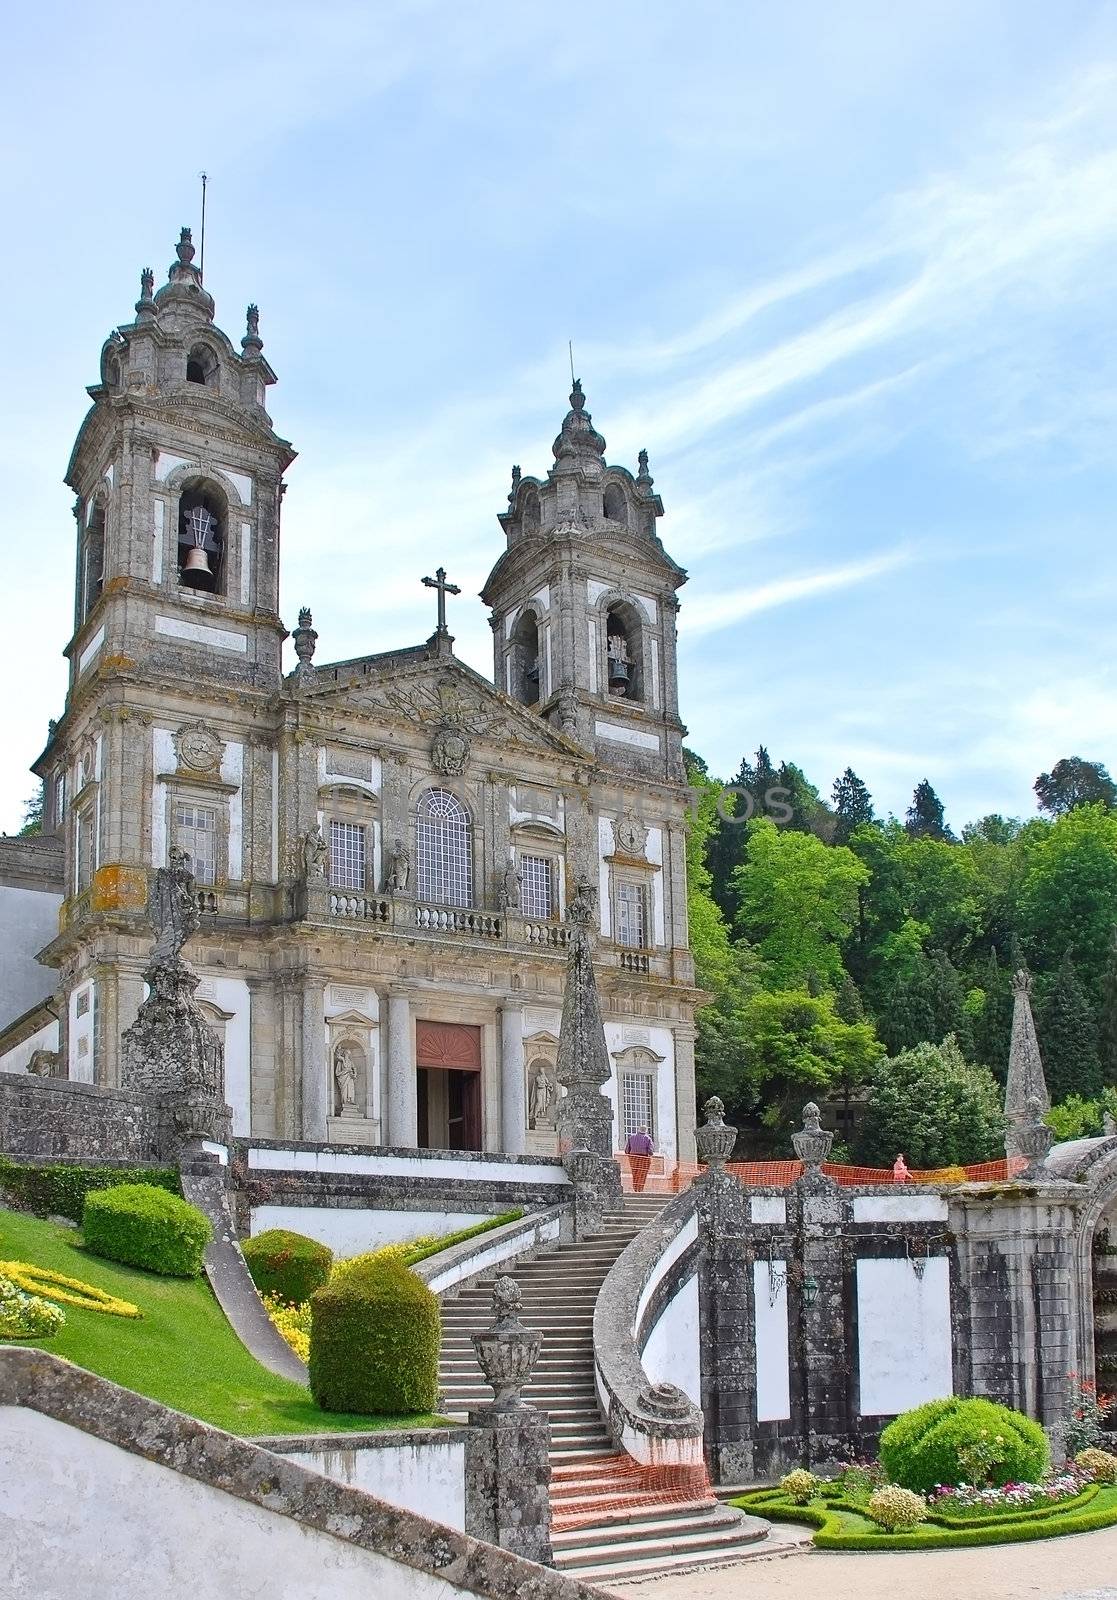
[[480, 382, 687, 783], [63, 227, 296, 701]]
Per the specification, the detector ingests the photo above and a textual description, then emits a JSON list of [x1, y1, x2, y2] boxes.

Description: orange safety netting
[[550, 1452, 714, 1530], [617, 1151, 1027, 1194]]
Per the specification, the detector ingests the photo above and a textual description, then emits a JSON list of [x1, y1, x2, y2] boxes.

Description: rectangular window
[[615, 880, 648, 949], [75, 806, 96, 893], [621, 1072, 655, 1141], [54, 774, 66, 829], [174, 800, 218, 887], [330, 819, 365, 891], [519, 854, 554, 920]]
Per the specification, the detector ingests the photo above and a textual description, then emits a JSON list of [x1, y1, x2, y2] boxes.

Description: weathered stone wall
[[0, 1070, 164, 1163]]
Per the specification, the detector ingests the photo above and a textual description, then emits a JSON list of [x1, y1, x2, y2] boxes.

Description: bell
[[608, 654, 629, 695], [182, 546, 213, 576]]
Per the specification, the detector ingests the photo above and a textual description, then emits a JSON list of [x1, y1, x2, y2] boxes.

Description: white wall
[[640, 1273, 700, 1406], [753, 1260, 791, 1422], [0, 1017, 58, 1074], [276, 1436, 467, 1529], [196, 975, 251, 1135], [250, 1205, 495, 1258], [856, 1256, 953, 1418], [604, 1022, 678, 1160], [247, 1147, 565, 1185], [68, 979, 95, 1082], [0, 884, 62, 1032], [0, 1408, 466, 1600]]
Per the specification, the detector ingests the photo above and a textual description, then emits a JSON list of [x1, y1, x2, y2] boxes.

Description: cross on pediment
[[422, 566, 461, 635]]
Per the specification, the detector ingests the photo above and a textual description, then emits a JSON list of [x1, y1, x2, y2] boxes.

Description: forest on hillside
[[684, 751, 1117, 1166]]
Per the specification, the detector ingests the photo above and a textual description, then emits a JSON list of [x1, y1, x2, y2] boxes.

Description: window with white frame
[[417, 788, 473, 908], [621, 1072, 655, 1141], [329, 819, 366, 891], [614, 879, 649, 949], [174, 800, 218, 887], [75, 805, 96, 893], [519, 854, 554, 920]]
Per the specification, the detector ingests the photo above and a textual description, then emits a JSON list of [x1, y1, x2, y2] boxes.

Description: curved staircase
[[437, 1194, 770, 1585]]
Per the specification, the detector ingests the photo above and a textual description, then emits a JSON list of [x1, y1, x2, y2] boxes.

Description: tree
[[1017, 805, 1117, 989], [18, 782, 44, 837], [876, 958, 937, 1055], [854, 1036, 1005, 1168], [835, 973, 866, 1023], [972, 948, 1014, 1083], [775, 760, 834, 838], [831, 768, 875, 845], [730, 817, 869, 990], [905, 779, 954, 842], [1037, 949, 1101, 1102], [1099, 927, 1117, 1088], [735, 989, 882, 1146], [926, 950, 976, 1060], [706, 747, 778, 921], [1034, 757, 1117, 818]]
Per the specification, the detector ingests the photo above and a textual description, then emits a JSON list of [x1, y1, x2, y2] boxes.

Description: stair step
[[555, 1538, 772, 1585], [554, 1519, 759, 1569], [551, 1505, 733, 1547]]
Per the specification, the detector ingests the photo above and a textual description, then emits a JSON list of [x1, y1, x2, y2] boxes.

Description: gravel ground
[[605, 1525, 1117, 1600]]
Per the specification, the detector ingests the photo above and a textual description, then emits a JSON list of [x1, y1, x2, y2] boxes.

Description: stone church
[[0, 228, 700, 1162]]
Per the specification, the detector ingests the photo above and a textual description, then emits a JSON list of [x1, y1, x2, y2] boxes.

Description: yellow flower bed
[[262, 1292, 311, 1362], [0, 1260, 142, 1319]]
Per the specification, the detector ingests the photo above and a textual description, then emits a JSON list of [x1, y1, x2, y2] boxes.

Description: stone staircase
[[437, 1194, 769, 1585]]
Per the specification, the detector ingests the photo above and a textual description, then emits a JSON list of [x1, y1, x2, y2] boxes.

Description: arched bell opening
[[602, 481, 628, 526], [605, 602, 643, 702], [177, 481, 227, 594], [186, 344, 218, 386], [509, 610, 541, 706]]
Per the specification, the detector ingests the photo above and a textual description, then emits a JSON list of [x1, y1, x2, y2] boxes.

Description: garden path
[[605, 1525, 1117, 1600]]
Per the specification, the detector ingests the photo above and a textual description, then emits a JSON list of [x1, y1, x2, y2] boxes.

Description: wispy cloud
[[680, 547, 918, 638]]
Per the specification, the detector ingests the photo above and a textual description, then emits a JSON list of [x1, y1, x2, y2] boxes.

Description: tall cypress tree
[[905, 779, 955, 842], [1039, 949, 1101, 1102], [927, 950, 975, 1059], [835, 972, 866, 1024], [878, 959, 937, 1054], [831, 768, 875, 844], [707, 747, 777, 921], [1098, 927, 1117, 1088]]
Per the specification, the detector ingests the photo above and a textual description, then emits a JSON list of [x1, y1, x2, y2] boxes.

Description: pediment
[[302, 654, 588, 764]]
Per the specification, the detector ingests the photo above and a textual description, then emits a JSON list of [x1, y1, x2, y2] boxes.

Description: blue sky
[[2, 1, 1116, 834]]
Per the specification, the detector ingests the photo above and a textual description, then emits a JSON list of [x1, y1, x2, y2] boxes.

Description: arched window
[[178, 483, 225, 593], [606, 603, 643, 702], [602, 482, 627, 525], [80, 503, 105, 621], [186, 345, 217, 386], [509, 610, 541, 706], [522, 487, 541, 537], [417, 788, 473, 908]]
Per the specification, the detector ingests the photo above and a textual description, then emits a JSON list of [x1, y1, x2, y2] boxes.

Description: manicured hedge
[[332, 1209, 524, 1285], [243, 1229, 333, 1304], [0, 1156, 179, 1224], [82, 1184, 211, 1278], [309, 1253, 440, 1415], [879, 1397, 1049, 1495]]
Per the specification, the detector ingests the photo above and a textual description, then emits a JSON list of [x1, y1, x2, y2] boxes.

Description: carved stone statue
[[27, 1049, 59, 1079], [302, 824, 329, 882], [529, 1064, 555, 1129], [149, 846, 200, 966], [334, 1047, 358, 1115], [498, 861, 522, 914], [387, 839, 411, 893]]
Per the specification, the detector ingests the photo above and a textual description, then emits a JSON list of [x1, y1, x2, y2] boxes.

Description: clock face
[[178, 727, 220, 772]]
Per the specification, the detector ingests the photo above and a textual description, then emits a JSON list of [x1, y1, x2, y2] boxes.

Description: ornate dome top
[[552, 379, 606, 463]]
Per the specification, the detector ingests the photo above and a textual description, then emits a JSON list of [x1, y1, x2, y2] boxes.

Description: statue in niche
[[302, 824, 329, 882], [387, 839, 411, 893], [529, 1063, 556, 1129], [334, 1046, 358, 1115], [498, 861, 522, 913]]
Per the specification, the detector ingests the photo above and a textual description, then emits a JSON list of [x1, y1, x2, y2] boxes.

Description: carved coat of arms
[[431, 722, 470, 777]]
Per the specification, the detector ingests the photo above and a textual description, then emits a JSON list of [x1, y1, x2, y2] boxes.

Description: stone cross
[[422, 566, 461, 634]]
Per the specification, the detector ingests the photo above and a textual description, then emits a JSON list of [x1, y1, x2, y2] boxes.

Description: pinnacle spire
[[1004, 967, 1050, 1157], [242, 303, 263, 356], [552, 377, 605, 464]]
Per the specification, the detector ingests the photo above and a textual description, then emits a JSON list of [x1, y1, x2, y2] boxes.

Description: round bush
[[780, 1469, 817, 1505], [866, 1484, 927, 1532], [82, 1183, 211, 1278], [243, 1229, 333, 1304], [309, 1254, 440, 1415], [1077, 1447, 1117, 1484], [880, 1397, 1049, 1494]]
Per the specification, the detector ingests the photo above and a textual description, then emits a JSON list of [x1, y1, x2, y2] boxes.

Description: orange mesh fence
[[618, 1152, 1026, 1193], [550, 1451, 713, 1530]]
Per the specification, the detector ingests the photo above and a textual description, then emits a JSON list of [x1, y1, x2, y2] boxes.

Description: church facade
[[0, 230, 701, 1161]]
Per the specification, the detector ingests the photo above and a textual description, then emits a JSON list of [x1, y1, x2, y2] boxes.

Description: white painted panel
[[154, 616, 248, 654], [597, 815, 613, 937], [151, 727, 176, 867], [636, 1212, 697, 1329], [153, 450, 192, 482], [0, 1018, 59, 1074], [247, 1147, 567, 1184], [853, 1195, 948, 1223], [239, 522, 251, 604], [199, 975, 250, 1136], [77, 627, 105, 673], [270, 747, 279, 882], [588, 617, 599, 693], [68, 982, 95, 1083], [0, 888, 63, 1033], [856, 1256, 953, 1417], [277, 1437, 467, 1531], [751, 1196, 786, 1224], [532, 586, 550, 611], [587, 579, 611, 606], [250, 1205, 495, 1258], [633, 591, 659, 624], [425, 1212, 563, 1294], [650, 651, 660, 709], [221, 741, 243, 880], [647, 826, 665, 945], [217, 465, 253, 505], [642, 1273, 700, 1405], [1, 1408, 464, 1600], [594, 720, 660, 751], [544, 623, 552, 698], [104, 461, 114, 488], [152, 498, 165, 583], [753, 1260, 792, 1421]]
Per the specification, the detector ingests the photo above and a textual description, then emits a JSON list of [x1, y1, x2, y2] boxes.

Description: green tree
[[1034, 757, 1117, 818], [18, 782, 44, 837], [972, 949, 1013, 1082], [1099, 927, 1117, 1088], [736, 989, 882, 1146], [831, 768, 875, 845], [1037, 949, 1101, 1102], [835, 973, 866, 1023], [1046, 1094, 1105, 1142], [1017, 805, 1117, 988], [926, 950, 976, 1059], [876, 958, 937, 1055], [905, 779, 954, 842], [706, 747, 778, 920], [730, 817, 869, 990], [855, 1036, 1005, 1168], [774, 760, 833, 838]]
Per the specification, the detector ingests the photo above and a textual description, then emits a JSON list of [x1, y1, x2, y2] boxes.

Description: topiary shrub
[[0, 1156, 179, 1223], [82, 1183, 211, 1278], [309, 1254, 440, 1415], [780, 1469, 817, 1504], [866, 1484, 927, 1531], [1076, 1447, 1117, 1484], [880, 1396, 1049, 1494], [243, 1229, 333, 1304]]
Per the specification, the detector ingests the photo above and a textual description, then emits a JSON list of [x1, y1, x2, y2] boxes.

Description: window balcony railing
[[412, 903, 503, 939], [617, 948, 651, 974], [329, 891, 391, 923], [521, 919, 572, 948]]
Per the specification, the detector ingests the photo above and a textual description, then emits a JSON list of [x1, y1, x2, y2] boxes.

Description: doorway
[[415, 1020, 483, 1152]]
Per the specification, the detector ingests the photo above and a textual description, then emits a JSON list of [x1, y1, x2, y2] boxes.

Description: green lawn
[[735, 1484, 1117, 1550], [0, 1209, 450, 1438]]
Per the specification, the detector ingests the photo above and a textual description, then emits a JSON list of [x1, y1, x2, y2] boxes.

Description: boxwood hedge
[[0, 1156, 179, 1224], [309, 1254, 440, 1415], [879, 1396, 1048, 1494], [82, 1183, 211, 1278], [243, 1229, 333, 1304]]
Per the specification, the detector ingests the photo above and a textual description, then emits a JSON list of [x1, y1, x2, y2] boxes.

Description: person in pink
[[893, 1153, 912, 1183], [625, 1127, 654, 1192]]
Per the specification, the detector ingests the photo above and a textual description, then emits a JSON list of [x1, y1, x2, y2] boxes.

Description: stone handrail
[[416, 1203, 571, 1298], [592, 1188, 704, 1468]]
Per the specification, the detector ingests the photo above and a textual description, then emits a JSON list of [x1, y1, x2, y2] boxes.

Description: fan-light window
[[417, 788, 473, 908], [329, 820, 365, 891]]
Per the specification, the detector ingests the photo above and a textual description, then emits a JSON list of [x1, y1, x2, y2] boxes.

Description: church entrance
[[415, 1020, 482, 1152]]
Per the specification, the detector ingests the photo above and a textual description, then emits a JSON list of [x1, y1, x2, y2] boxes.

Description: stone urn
[[695, 1095, 737, 1168], [791, 1101, 834, 1168], [471, 1277, 543, 1411]]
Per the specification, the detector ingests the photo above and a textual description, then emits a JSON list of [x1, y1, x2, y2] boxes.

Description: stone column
[[387, 989, 416, 1148], [673, 1020, 699, 1164], [300, 975, 328, 1142], [500, 1002, 526, 1156]]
